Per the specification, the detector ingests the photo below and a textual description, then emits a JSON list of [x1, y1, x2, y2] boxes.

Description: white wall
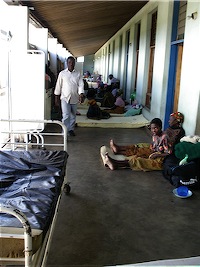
[[3, 5, 33, 127], [29, 26, 48, 64], [113, 36, 120, 82], [145, 1, 173, 122], [57, 43, 63, 62], [83, 54, 94, 76], [8, 6, 29, 53], [178, 1, 200, 135], [11, 52, 45, 124], [75, 62, 83, 76], [0, 3, 46, 130], [136, 14, 149, 106], [0, 0, 9, 32], [48, 38, 58, 77], [95, 0, 173, 123]]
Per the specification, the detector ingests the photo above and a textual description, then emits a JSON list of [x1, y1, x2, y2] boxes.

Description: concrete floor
[[45, 126, 200, 267]]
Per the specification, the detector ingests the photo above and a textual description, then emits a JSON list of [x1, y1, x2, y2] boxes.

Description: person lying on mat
[[103, 118, 173, 171], [110, 112, 185, 156]]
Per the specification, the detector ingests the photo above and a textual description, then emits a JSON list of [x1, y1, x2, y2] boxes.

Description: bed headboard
[[0, 119, 67, 151]]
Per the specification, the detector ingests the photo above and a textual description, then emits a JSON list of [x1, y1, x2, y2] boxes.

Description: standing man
[[54, 56, 84, 136]]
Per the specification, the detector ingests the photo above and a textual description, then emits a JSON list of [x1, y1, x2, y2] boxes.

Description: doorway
[[173, 43, 183, 112]]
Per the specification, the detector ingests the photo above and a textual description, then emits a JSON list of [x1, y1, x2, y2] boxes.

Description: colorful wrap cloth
[[170, 112, 184, 123], [125, 143, 164, 171], [128, 154, 164, 171]]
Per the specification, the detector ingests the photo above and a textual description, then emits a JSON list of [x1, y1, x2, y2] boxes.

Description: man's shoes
[[68, 130, 76, 136]]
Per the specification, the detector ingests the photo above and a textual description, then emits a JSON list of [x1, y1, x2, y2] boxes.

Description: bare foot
[[110, 139, 118, 154], [105, 152, 116, 170]]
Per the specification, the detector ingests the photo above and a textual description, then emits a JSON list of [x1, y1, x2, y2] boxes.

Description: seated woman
[[103, 90, 125, 114], [165, 112, 185, 150], [101, 90, 116, 108], [103, 118, 173, 171], [110, 112, 185, 156]]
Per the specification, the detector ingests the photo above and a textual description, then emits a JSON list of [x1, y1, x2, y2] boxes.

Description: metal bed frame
[[0, 119, 70, 267]]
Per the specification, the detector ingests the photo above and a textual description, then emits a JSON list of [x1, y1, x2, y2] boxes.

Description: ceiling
[[6, 1, 148, 57]]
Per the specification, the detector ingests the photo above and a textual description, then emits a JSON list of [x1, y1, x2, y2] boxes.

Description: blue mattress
[[0, 150, 68, 231]]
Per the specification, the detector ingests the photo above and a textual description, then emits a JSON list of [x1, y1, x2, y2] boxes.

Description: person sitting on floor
[[87, 99, 110, 120], [110, 112, 185, 156], [165, 111, 185, 151], [162, 112, 200, 188], [97, 82, 106, 98], [87, 88, 97, 99], [101, 87, 116, 108], [84, 70, 91, 78], [103, 90, 125, 114], [102, 118, 173, 171]]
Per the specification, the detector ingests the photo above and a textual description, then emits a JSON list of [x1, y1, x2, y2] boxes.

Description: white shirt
[[54, 68, 84, 104]]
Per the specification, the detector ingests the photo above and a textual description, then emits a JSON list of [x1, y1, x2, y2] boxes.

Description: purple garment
[[115, 96, 125, 107]]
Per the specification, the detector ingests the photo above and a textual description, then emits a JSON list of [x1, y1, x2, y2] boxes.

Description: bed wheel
[[64, 183, 71, 194]]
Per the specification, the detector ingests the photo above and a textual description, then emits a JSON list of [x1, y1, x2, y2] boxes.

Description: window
[[177, 1, 187, 40]]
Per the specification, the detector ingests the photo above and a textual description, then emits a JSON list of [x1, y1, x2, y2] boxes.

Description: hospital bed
[[0, 119, 70, 267]]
